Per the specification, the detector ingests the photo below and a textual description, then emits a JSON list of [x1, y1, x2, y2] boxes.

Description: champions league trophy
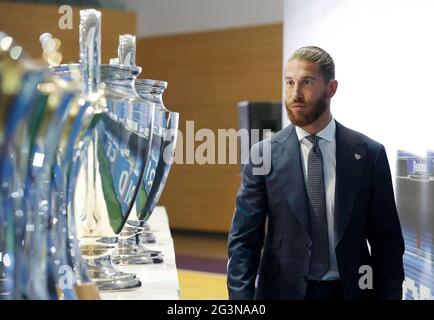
[[134, 79, 178, 244], [108, 35, 179, 266], [70, 10, 157, 291], [23, 53, 83, 300], [0, 31, 97, 299], [0, 33, 48, 299], [0, 32, 79, 299], [49, 62, 103, 300], [52, 10, 153, 292]]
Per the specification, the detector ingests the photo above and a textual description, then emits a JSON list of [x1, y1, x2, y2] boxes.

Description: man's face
[[285, 59, 334, 127]]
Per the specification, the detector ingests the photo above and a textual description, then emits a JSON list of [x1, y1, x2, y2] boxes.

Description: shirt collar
[[295, 117, 336, 143]]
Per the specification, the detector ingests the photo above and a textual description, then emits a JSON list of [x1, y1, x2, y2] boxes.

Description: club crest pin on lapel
[[354, 153, 362, 160]]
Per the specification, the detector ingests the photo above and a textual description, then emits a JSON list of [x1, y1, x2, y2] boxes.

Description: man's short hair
[[289, 46, 335, 83]]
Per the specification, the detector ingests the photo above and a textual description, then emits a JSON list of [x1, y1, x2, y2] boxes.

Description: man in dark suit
[[227, 46, 405, 300]]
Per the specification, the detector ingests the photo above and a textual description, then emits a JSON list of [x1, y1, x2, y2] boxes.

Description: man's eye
[[303, 79, 313, 85], [286, 80, 295, 86]]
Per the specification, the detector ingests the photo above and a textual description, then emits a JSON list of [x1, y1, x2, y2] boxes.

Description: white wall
[[283, 0, 434, 168], [123, 0, 283, 37]]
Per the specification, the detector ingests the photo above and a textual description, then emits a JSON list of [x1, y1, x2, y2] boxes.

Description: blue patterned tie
[[305, 135, 330, 280]]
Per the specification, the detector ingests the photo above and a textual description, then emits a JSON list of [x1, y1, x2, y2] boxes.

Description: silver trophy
[[109, 35, 179, 265], [70, 10, 158, 291], [52, 9, 145, 292], [0, 32, 97, 299], [0, 33, 76, 299], [0, 33, 48, 299], [25, 62, 82, 300], [51, 42, 105, 298]]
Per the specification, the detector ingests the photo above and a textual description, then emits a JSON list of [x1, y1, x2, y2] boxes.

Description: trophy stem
[[111, 224, 163, 265], [80, 243, 141, 291]]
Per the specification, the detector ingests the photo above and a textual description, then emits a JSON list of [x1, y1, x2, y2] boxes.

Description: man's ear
[[327, 79, 338, 98]]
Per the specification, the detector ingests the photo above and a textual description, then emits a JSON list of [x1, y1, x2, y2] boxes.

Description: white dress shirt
[[295, 118, 340, 280]]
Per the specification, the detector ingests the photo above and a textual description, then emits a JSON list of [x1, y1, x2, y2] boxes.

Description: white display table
[[100, 206, 180, 300]]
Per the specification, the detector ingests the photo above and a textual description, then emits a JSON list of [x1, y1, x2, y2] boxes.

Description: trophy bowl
[[114, 78, 179, 265], [108, 35, 179, 267]]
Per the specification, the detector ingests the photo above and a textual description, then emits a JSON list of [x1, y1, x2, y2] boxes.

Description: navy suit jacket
[[227, 121, 405, 300]]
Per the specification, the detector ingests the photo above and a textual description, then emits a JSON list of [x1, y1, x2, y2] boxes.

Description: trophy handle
[[79, 9, 101, 97], [117, 34, 136, 66]]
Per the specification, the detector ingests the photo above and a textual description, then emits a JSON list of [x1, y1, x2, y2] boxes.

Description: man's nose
[[292, 85, 303, 102]]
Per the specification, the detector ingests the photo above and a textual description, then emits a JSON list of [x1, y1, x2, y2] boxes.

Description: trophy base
[[112, 254, 164, 265], [94, 277, 142, 292], [114, 236, 164, 265], [140, 235, 157, 244], [117, 248, 162, 258], [121, 230, 156, 243], [83, 250, 140, 291], [86, 261, 137, 280], [135, 242, 162, 257], [139, 232, 156, 244], [117, 239, 162, 257]]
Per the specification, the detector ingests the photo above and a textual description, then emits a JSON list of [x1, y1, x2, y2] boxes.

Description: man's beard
[[286, 93, 329, 127]]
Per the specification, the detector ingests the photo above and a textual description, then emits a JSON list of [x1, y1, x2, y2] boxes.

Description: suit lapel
[[334, 122, 367, 247], [274, 122, 367, 244], [274, 125, 311, 238]]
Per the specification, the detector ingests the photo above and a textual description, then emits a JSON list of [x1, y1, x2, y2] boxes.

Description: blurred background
[[1, 0, 433, 300]]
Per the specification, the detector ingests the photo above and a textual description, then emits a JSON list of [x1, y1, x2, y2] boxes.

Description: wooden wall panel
[[0, 2, 282, 233], [137, 24, 283, 233], [0, 2, 135, 63]]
